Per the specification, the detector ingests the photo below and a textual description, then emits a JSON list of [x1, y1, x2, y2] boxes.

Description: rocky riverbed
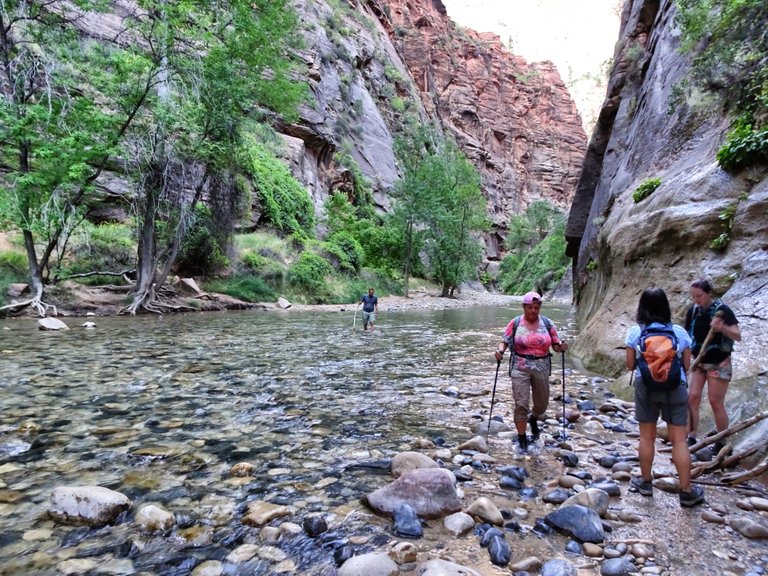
[[3, 286, 767, 575]]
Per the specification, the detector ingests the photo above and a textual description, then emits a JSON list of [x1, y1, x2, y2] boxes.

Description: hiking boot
[[517, 434, 529, 453], [679, 485, 705, 507], [687, 436, 697, 447], [712, 440, 726, 453], [629, 476, 654, 497], [528, 415, 540, 440]]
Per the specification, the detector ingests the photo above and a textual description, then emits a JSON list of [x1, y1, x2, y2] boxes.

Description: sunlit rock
[[48, 486, 131, 526]]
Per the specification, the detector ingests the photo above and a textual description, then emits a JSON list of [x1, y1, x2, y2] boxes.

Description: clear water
[[0, 305, 573, 575]]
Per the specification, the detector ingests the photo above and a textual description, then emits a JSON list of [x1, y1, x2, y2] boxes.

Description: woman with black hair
[[625, 287, 704, 507], [685, 279, 741, 447]]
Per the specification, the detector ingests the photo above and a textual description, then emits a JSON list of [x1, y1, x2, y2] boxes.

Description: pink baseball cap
[[522, 291, 542, 304]]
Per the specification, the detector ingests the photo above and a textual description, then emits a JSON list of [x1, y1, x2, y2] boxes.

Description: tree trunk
[[403, 219, 413, 298]]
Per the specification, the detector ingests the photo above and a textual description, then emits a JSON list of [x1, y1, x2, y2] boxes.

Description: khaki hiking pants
[[510, 368, 550, 423]]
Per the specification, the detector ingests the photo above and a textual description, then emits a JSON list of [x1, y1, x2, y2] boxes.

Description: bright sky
[[441, 0, 623, 130]]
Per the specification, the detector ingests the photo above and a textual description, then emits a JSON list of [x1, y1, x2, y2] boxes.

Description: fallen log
[[660, 410, 768, 454]]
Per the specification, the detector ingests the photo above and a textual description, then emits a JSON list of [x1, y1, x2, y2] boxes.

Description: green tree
[[421, 141, 487, 296], [0, 2, 142, 315], [675, 0, 767, 120], [120, 0, 307, 313], [393, 128, 487, 296]]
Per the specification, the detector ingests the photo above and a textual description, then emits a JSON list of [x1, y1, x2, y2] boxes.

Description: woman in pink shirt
[[494, 291, 568, 452]]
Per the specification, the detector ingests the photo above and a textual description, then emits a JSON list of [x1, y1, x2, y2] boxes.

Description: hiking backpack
[[635, 325, 682, 391]]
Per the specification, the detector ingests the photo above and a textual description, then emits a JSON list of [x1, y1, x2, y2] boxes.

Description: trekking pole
[[561, 350, 567, 440], [486, 359, 501, 442], [689, 310, 724, 372]]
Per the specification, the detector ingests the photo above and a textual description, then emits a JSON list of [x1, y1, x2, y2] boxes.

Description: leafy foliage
[[632, 178, 662, 203], [716, 119, 768, 171], [498, 202, 568, 294], [498, 218, 569, 294], [288, 251, 334, 301], [205, 274, 276, 303], [176, 206, 229, 276], [392, 125, 487, 295], [242, 138, 315, 238]]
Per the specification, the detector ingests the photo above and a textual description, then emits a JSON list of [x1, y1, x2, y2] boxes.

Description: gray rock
[[363, 468, 461, 520], [338, 552, 398, 576], [544, 504, 606, 543], [541, 558, 577, 576], [48, 486, 131, 526], [600, 557, 635, 576]]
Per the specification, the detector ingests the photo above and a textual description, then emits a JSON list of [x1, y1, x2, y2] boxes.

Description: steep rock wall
[[274, 0, 586, 259], [566, 0, 768, 379]]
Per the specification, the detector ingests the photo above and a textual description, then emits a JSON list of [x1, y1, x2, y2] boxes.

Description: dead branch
[[691, 443, 733, 479], [660, 410, 768, 453], [721, 457, 768, 486], [67, 269, 135, 279]]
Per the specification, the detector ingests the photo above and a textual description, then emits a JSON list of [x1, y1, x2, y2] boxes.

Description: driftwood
[[67, 269, 135, 279], [688, 310, 724, 372], [660, 410, 768, 454], [721, 457, 768, 485]]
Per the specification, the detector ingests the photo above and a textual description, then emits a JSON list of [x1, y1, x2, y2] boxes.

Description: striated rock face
[[377, 0, 587, 259], [565, 0, 768, 379], [69, 0, 586, 261], [276, 0, 586, 254]]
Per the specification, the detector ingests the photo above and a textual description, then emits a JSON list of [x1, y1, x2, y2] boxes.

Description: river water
[[0, 305, 573, 575], [1, 305, 765, 575]]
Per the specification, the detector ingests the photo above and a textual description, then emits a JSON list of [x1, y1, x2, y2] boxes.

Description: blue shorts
[[633, 378, 689, 426]]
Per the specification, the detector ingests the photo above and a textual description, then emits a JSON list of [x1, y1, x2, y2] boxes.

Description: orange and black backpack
[[635, 324, 682, 391]]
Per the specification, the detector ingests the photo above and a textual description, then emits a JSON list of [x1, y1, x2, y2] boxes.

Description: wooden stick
[[721, 457, 768, 485], [688, 310, 724, 372], [660, 410, 768, 453]]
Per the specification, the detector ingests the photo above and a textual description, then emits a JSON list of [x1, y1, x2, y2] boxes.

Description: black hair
[[690, 279, 712, 293], [636, 287, 672, 325]]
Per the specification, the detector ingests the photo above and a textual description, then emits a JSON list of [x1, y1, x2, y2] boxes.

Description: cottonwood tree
[[393, 128, 487, 297], [0, 0, 306, 316], [111, 0, 306, 314], [0, 1, 138, 316], [420, 140, 487, 297]]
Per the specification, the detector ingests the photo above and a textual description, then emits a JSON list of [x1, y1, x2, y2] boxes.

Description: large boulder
[[363, 468, 462, 520]]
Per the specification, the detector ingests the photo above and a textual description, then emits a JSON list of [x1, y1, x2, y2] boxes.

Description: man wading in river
[[357, 287, 379, 332]]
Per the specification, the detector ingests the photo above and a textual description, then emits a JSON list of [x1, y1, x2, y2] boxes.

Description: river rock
[[416, 558, 481, 576], [338, 552, 398, 576], [444, 511, 475, 536], [192, 560, 223, 576], [488, 533, 511, 566], [561, 488, 610, 517], [457, 436, 487, 452], [302, 514, 328, 537], [38, 318, 69, 331], [600, 557, 635, 576], [389, 541, 417, 563], [728, 516, 768, 539], [541, 558, 577, 576], [243, 501, 294, 527], [48, 486, 131, 526], [135, 504, 175, 532], [465, 496, 504, 526], [391, 451, 439, 477], [545, 505, 605, 543], [392, 502, 423, 538], [472, 418, 511, 435], [364, 468, 461, 519], [277, 297, 291, 309]]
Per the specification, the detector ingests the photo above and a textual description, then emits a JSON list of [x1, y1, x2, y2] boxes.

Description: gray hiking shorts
[[362, 311, 376, 326], [633, 378, 689, 426]]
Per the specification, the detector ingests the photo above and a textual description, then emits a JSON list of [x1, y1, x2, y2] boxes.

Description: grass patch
[[0, 249, 28, 306], [205, 274, 277, 303]]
